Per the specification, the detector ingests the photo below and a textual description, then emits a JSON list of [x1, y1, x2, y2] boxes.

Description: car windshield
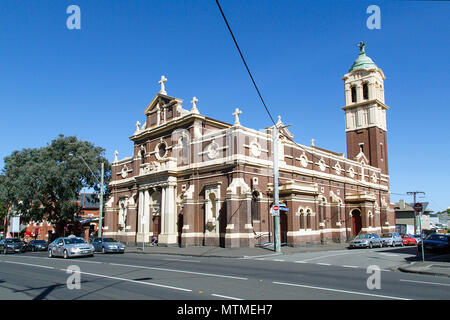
[[64, 238, 86, 245], [103, 238, 119, 243], [381, 233, 392, 237], [6, 239, 21, 243], [355, 234, 370, 239], [34, 240, 46, 243]]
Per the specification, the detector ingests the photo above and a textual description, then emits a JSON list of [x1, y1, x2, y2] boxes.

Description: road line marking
[[211, 293, 243, 300], [273, 259, 285, 262], [272, 281, 410, 300], [243, 253, 283, 259], [316, 263, 331, 266], [342, 265, 359, 268], [2, 260, 55, 269], [296, 251, 357, 262], [400, 279, 450, 287], [59, 268, 192, 292], [108, 263, 248, 281], [294, 261, 307, 264], [164, 258, 201, 263]]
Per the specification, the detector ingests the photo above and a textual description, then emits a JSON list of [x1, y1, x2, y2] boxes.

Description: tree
[[0, 135, 111, 237]]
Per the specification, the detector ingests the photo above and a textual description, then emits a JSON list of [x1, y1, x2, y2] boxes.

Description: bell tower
[[343, 42, 389, 175]]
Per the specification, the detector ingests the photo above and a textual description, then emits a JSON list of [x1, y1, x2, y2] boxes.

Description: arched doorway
[[280, 211, 288, 245], [351, 209, 362, 236]]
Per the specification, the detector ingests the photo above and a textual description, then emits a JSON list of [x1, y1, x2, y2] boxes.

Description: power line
[[215, 0, 276, 126]]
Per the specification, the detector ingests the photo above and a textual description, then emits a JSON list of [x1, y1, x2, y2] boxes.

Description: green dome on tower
[[349, 41, 378, 72]]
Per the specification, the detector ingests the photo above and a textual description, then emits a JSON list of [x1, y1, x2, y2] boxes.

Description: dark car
[[418, 233, 450, 254], [0, 238, 26, 254], [27, 240, 49, 252]]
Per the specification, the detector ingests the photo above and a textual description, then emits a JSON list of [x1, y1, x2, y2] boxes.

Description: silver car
[[48, 237, 95, 259], [91, 237, 126, 253], [380, 232, 403, 247], [349, 233, 383, 249]]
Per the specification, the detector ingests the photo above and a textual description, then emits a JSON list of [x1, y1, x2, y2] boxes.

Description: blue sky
[[0, 1, 449, 212]]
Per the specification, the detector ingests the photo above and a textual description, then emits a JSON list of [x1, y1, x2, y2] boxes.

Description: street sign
[[272, 205, 280, 216], [280, 207, 290, 212], [413, 203, 423, 213]]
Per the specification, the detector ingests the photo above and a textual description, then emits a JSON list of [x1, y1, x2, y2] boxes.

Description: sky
[[0, 0, 449, 212]]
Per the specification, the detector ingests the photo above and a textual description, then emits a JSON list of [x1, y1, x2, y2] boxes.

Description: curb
[[397, 262, 450, 278]]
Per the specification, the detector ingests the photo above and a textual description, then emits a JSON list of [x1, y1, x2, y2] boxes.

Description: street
[[0, 246, 449, 300]]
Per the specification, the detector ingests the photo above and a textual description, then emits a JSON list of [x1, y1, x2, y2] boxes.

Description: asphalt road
[[0, 246, 449, 300]]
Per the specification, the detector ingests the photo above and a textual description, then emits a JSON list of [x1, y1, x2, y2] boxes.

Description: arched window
[[363, 83, 369, 100], [251, 191, 259, 221], [306, 209, 312, 229], [351, 86, 357, 103]]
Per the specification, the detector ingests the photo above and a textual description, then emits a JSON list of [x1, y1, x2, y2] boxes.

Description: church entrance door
[[351, 209, 362, 237]]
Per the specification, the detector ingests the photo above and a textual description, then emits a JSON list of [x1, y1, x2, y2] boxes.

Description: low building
[[394, 199, 433, 234], [22, 192, 100, 242]]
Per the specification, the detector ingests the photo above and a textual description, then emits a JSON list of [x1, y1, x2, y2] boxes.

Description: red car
[[402, 234, 417, 246]]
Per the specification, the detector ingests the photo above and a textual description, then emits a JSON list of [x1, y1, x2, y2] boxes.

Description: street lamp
[[68, 153, 104, 238]]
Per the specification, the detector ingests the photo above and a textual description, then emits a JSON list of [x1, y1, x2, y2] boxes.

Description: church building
[[104, 43, 395, 247]]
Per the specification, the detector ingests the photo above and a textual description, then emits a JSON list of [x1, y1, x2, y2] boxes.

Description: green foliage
[[0, 135, 111, 228]]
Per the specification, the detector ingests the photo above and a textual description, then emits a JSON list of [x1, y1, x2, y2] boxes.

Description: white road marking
[[1, 260, 55, 270], [341, 265, 359, 269], [294, 261, 307, 264], [108, 263, 248, 280], [400, 279, 450, 287], [242, 253, 283, 259], [163, 258, 200, 263], [211, 293, 243, 300], [59, 268, 192, 292], [316, 263, 331, 266], [296, 251, 357, 262], [273, 259, 285, 262], [378, 253, 399, 257], [272, 281, 410, 300]]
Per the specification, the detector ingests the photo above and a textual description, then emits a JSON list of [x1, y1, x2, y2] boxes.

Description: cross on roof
[[233, 108, 242, 125], [190, 96, 199, 114], [158, 75, 167, 94]]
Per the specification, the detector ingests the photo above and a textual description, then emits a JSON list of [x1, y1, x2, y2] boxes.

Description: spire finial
[[357, 41, 366, 55]]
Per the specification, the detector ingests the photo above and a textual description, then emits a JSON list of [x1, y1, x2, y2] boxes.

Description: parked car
[[380, 232, 403, 247], [0, 238, 26, 254], [26, 240, 48, 252], [91, 237, 126, 254], [402, 234, 417, 246], [349, 233, 383, 249], [48, 237, 95, 259], [417, 233, 450, 254]]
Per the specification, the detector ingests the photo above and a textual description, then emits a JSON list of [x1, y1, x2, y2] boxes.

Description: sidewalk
[[125, 242, 350, 258], [397, 254, 450, 278]]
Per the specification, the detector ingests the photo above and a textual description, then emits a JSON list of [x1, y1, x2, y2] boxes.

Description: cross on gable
[[158, 75, 167, 94], [233, 108, 242, 125]]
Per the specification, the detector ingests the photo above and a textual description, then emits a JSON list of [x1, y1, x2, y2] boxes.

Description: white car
[[48, 237, 95, 259]]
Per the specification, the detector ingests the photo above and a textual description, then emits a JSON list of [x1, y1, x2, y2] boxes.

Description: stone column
[[144, 189, 150, 243], [137, 190, 144, 242], [159, 183, 178, 245]]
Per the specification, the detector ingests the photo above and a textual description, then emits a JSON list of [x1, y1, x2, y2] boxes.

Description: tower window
[[351, 86, 357, 103], [363, 83, 369, 100]]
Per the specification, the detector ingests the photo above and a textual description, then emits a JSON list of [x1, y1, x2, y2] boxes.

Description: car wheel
[[102, 247, 106, 254], [48, 249, 53, 258], [63, 250, 69, 259], [369, 242, 373, 249], [3, 248, 7, 255]]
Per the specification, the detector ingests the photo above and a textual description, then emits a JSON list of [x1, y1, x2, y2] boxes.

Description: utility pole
[[271, 119, 291, 253], [272, 123, 281, 253], [407, 191, 425, 234], [407, 191, 425, 262], [99, 162, 104, 238]]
